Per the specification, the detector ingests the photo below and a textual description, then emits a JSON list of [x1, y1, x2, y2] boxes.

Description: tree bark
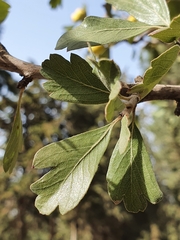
[[0, 43, 43, 84]]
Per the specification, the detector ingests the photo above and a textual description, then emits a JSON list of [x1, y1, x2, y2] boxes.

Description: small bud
[[127, 15, 137, 22], [90, 45, 106, 56], [71, 8, 86, 22]]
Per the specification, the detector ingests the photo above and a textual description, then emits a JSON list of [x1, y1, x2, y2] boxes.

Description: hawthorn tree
[[1, 0, 180, 225]]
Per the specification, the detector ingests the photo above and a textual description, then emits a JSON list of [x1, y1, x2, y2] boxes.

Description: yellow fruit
[[71, 8, 86, 22], [127, 15, 137, 22], [90, 45, 106, 56]]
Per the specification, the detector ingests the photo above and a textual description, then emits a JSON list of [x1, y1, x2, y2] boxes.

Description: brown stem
[[121, 84, 180, 116], [121, 84, 180, 102], [0, 43, 43, 83], [141, 84, 180, 102]]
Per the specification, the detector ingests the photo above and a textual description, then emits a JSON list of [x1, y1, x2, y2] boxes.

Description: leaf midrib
[[47, 70, 109, 94], [61, 124, 113, 185]]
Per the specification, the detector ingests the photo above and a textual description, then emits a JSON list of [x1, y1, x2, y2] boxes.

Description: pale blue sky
[[1, 0, 143, 81]]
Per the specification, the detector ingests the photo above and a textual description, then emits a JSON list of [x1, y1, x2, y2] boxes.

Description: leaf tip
[[151, 194, 163, 204]]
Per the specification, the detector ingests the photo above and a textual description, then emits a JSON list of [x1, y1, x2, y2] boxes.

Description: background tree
[[1, 0, 180, 239]]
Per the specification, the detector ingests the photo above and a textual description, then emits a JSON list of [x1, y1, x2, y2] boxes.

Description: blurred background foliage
[[1, 0, 180, 239]]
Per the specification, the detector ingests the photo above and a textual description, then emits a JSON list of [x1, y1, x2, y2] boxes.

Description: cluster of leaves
[[2, 0, 180, 216]]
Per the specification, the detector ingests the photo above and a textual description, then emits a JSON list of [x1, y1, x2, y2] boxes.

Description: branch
[[121, 84, 180, 102], [0, 43, 43, 88], [121, 84, 180, 116], [1, 43, 180, 112], [141, 84, 180, 102], [142, 84, 180, 116]]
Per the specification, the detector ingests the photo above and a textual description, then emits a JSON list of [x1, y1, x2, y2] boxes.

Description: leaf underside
[[106, 0, 170, 26], [31, 123, 116, 215], [118, 115, 131, 155]]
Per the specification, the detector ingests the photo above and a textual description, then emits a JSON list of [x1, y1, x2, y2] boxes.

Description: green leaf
[[106, 123, 163, 213], [129, 45, 180, 99], [150, 15, 180, 43], [3, 90, 23, 173], [49, 0, 62, 8], [31, 122, 116, 215], [168, 1, 180, 19], [0, 0, 10, 23], [106, 0, 170, 26], [105, 81, 125, 122], [56, 17, 152, 51], [90, 58, 125, 122], [91, 59, 121, 91], [42, 54, 109, 104], [119, 115, 131, 154]]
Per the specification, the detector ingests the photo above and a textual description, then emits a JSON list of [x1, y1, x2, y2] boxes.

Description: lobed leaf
[[56, 17, 152, 51], [106, 123, 163, 213], [42, 53, 109, 104], [31, 123, 117, 215], [129, 45, 180, 99], [106, 0, 170, 26]]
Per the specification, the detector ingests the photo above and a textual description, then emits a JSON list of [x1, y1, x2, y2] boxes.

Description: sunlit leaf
[[119, 115, 131, 154], [129, 45, 180, 99], [0, 0, 10, 23], [3, 90, 23, 173], [106, 0, 170, 26], [106, 123, 163, 213], [105, 81, 125, 122], [56, 17, 152, 51], [31, 122, 117, 215], [150, 15, 180, 43], [42, 54, 109, 104]]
